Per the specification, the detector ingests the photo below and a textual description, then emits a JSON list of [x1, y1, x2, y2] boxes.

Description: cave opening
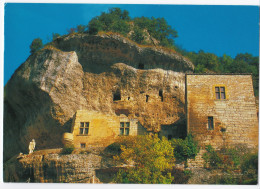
[[138, 63, 144, 69], [113, 90, 121, 101], [146, 95, 149, 102], [159, 90, 163, 102]]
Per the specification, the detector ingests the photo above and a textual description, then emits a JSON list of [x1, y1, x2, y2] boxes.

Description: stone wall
[[187, 150, 206, 168], [70, 110, 146, 148], [186, 74, 258, 150]]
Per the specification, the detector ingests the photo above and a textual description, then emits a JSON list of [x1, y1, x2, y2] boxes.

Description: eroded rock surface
[[4, 148, 118, 183], [4, 33, 193, 161]]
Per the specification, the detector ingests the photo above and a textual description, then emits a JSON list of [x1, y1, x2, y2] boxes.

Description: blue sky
[[4, 3, 259, 84]]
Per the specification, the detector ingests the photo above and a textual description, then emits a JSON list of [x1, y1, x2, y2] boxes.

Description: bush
[[30, 38, 43, 54], [202, 145, 258, 185], [52, 33, 60, 41], [114, 135, 175, 184], [171, 134, 199, 163], [61, 145, 75, 154], [202, 145, 223, 169], [105, 142, 122, 154], [171, 168, 192, 184]]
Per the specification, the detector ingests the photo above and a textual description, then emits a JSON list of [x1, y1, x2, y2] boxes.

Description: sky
[[3, 3, 259, 84]]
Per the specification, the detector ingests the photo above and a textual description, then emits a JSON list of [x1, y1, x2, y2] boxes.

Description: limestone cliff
[[4, 33, 194, 161], [4, 148, 118, 183]]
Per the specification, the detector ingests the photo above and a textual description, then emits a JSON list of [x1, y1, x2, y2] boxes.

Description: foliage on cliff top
[[30, 7, 258, 96], [113, 135, 175, 184], [86, 7, 178, 48]]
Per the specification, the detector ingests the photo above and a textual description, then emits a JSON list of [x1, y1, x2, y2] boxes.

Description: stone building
[[186, 74, 258, 150], [63, 110, 147, 148], [63, 74, 258, 152]]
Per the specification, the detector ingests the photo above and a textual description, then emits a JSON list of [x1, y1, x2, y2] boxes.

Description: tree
[[52, 33, 60, 41], [30, 38, 43, 54], [67, 28, 76, 34], [171, 134, 199, 163], [114, 135, 175, 184], [76, 24, 86, 33], [86, 7, 178, 47]]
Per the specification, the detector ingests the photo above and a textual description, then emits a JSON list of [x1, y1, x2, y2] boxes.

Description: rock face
[[52, 33, 194, 74], [4, 33, 194, 162], [4, 149, 118, 183]]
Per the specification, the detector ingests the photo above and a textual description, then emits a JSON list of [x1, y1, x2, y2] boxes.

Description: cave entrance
[[138, 63, 144, 69], [113, 90, 121, 101], [159, 90, 163, 102], [146, 95, 149, 102]]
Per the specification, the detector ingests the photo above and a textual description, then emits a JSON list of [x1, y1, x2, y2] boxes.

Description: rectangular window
[[79, 122, 89, 135], [80, 143, 86, 148], [120, 122, 130, 136], [215, 86, 226, 100], [208, 116, 214, 130]]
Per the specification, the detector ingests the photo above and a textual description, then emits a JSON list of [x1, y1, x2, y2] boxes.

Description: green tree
[[114, 135, 175, 184], [30, 38, 43, 54], [76, 24, 86, 33], [86, 7, 178, 47], [52, 33, 60, 41], [131, 27, 145, 43], [171, 134, 199, 163], [67, 28, 76, 34]]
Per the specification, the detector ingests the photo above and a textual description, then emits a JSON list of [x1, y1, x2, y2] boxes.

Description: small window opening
[[146, 95, 149, 102], [208, 116, 214, 130], [138, 63, 144, 69], [113, 90, 121, 101], [215, 86, 226, 100], [80, 122, 89, 135], [120, 122, 130, 136], [128, 97, 130, 100], [159, 90, 163, 102], [80, 143, 86, 148]]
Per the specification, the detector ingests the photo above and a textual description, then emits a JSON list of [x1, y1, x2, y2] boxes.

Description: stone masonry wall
[[71, 110, 146, 148], [186, 74, 258, 150]]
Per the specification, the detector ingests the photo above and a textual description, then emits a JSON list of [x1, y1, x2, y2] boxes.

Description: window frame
[[208, 116, 214, 130], [214, 85, 227, 100], [120, 122, 130, 136], [79, 122, 90, 135], [80, 143, 86, 148]]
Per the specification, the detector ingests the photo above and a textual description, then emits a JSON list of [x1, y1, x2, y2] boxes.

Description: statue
[[28, 139, 36, 154]]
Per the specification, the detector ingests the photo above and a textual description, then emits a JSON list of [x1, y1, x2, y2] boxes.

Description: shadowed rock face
[[4, 34, 194, 161], [52, 33, 194, 74]]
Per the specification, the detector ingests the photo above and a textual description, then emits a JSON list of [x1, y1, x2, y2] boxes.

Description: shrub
[[171, 134, 199, 163], [171, 168, 192, 184], [241, 153, 258, 174], [114, 135, 175, 184], [105, 142, 122, 154], [61, 145, 75, 154], [240, 153, 258, 184], [202, 145, 223, 169], [30, 38, 43, 54], [76, 24, 86, 33], [52, 33, 60, 41]]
